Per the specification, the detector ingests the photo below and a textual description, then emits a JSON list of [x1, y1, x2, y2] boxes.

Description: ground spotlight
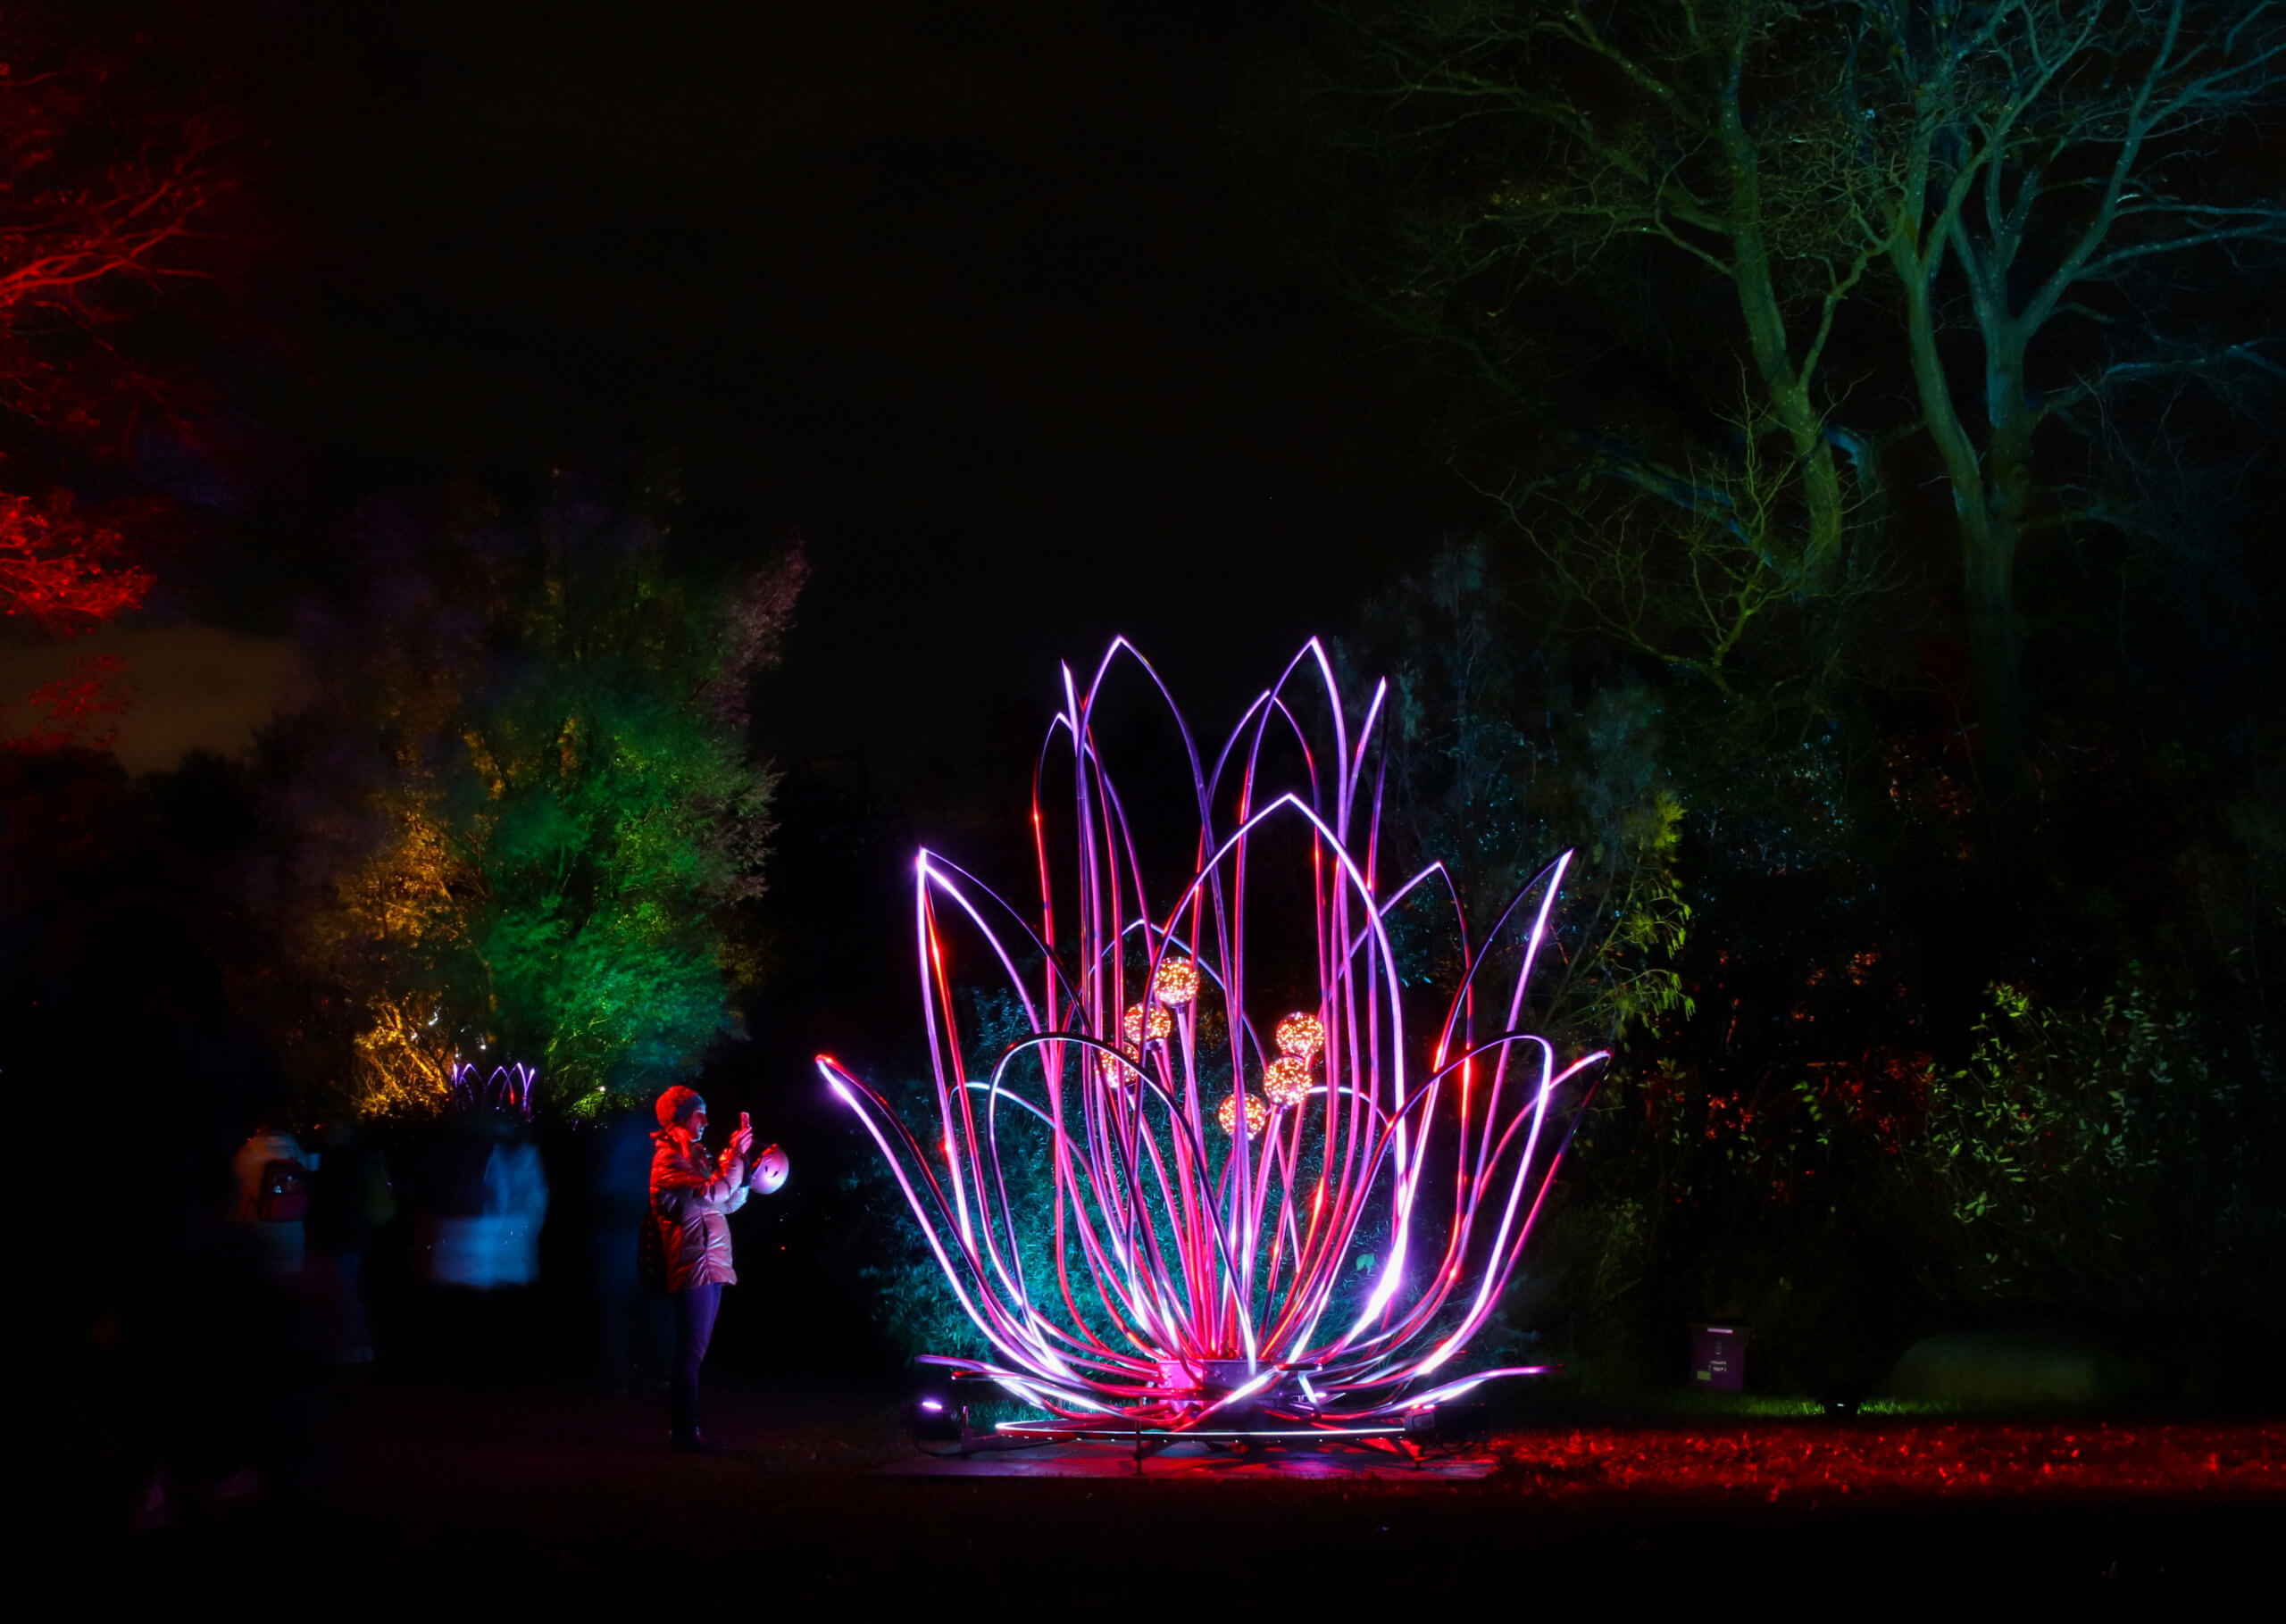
[[903, 1394, 964, 1444]]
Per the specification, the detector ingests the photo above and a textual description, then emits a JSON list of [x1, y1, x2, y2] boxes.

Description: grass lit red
[[1483, 1420, 2286, 1499]]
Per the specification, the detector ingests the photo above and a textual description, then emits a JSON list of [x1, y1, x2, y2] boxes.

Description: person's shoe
[[669, 1432, 730, 1454]]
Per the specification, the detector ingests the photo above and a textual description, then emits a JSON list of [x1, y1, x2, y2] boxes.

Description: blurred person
[[229, 1119, 309, 1278], [306, 1119, 391, 1362], [648, 1086, 755, 1453], [128, 1122, 321, 1528], [591, 1110, 670, 1389], [405, 1111, 548, 1378], [430, 1120, 548, 1290]]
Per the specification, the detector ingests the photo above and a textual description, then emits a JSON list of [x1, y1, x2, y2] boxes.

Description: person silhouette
[[647, 1087, 751, 1452]]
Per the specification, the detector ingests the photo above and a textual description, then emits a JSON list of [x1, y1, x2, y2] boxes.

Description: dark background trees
[[1265, 1, 2286, 796], [1260, 0, 2286, 1393]]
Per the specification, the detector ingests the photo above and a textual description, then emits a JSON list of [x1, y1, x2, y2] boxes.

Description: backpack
[[256, 1158, 309, 1222], [635, 1205, 669, 1298]]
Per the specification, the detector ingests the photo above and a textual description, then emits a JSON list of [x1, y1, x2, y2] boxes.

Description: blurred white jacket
[[430, 1141, 550, 1288]]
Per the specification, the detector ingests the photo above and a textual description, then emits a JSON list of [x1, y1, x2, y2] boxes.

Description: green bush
[[1907, 975, 2283, 1327]]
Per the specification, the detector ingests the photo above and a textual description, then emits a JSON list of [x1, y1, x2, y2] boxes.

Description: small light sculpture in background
[[449, 1060, 539, 1118], [819, 638, 1606, 1434]]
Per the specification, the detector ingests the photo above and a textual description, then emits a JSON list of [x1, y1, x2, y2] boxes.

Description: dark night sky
[[221, 0, 1464, 808]]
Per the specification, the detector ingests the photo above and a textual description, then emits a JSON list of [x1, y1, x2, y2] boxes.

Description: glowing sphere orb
[[1152, 956, 1201, 1006], [1122, 1003, 1174, 1045], [1096, 1041, 1143, 1086], [1262, 1054, 1313, 1108], [1274, 1012, 1326, 1058], [1217, 1090, 1271, 1137], [750, 1145, 789, 1195]]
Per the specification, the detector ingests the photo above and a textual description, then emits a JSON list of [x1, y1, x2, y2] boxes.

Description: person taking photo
[[647, 1086, 771, 1453]]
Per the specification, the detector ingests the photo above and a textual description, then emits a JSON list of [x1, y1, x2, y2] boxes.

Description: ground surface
[[63, 1379, 2286, 1607]]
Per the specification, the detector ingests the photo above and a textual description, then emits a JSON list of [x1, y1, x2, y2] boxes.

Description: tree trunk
[[1896, 239, 2025, 803], [1720, 79, 1847, 584], [1967, 334, 2037, 803], [1959, 510, 2023, 798]]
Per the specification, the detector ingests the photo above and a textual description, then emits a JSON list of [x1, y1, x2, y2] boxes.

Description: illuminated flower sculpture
[[817, 641, 1607, 1434]]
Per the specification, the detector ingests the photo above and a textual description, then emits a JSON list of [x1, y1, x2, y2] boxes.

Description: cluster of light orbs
[[1107, 981, 1329, 1134], [1112, 956, 1193, 1062], [1255, 1010, 1326, 1115], [1216, 1089, 1270, 1137], [1206, 1011, 1328, 1131]]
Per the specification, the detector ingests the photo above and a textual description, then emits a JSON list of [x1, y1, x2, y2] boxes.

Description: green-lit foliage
[[1347, 537, 2286, 1387], [1237, 2, 2286, 1400], [1345, 540, 1946, 1393], [277, 489, 805, 1118], [1907, 977, 2284, 1326], [1345, 545, 1692, 1054], [846, 989, 1050, 1362]]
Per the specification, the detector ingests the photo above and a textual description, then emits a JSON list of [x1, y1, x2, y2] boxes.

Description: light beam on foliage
[[818, 639, 1606, 1428]]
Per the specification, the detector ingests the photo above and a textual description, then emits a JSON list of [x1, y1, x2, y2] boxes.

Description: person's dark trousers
[[669, 1282, 722, 1446]]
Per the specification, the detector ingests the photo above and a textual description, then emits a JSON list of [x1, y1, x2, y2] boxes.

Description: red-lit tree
[[0, 9, 222, 631]]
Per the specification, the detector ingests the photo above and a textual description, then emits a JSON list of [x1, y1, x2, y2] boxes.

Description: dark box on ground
[[1405, 1401, 1490, 1440], [1690, 1323, 1748, 1391]]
